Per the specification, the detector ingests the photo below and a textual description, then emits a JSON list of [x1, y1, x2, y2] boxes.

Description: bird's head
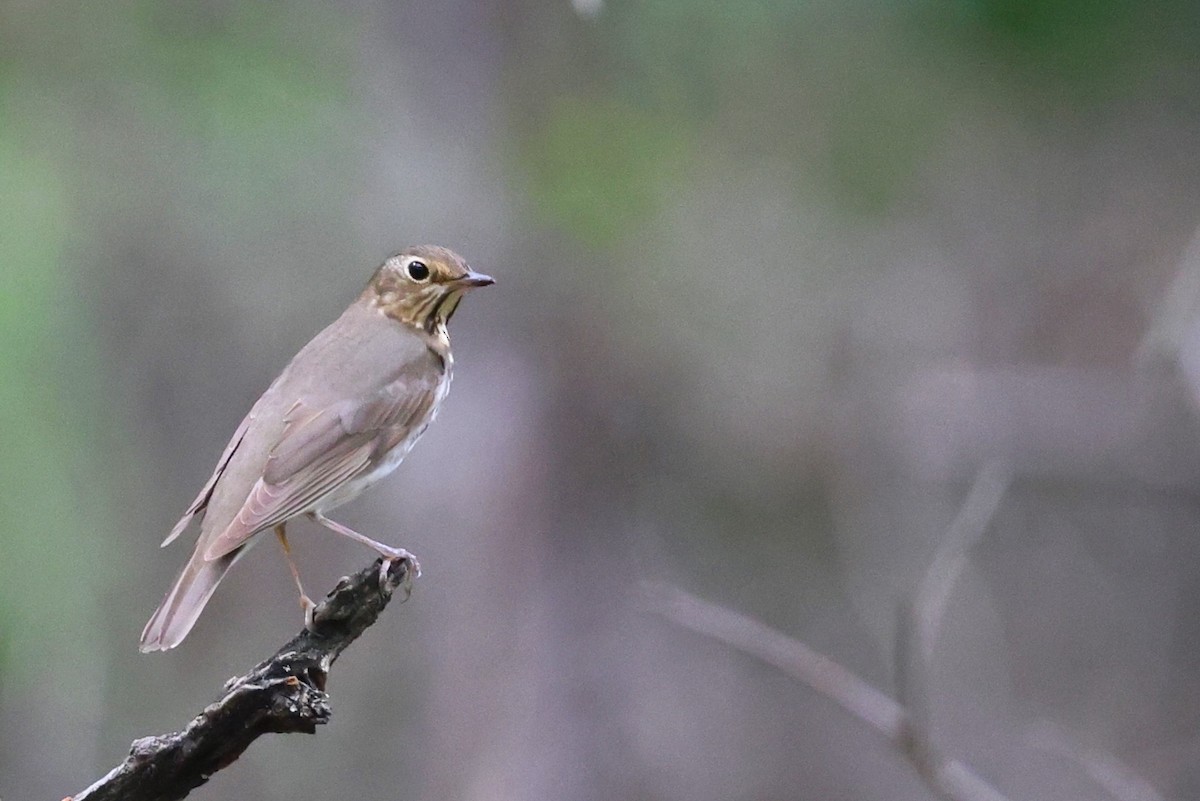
[[365, 245, 494, 333]]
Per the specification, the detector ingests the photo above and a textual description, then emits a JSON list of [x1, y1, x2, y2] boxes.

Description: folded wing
[[202, 378, 439, 560]]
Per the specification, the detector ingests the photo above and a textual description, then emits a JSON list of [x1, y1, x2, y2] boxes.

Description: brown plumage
[[140, 246, 493, 652]]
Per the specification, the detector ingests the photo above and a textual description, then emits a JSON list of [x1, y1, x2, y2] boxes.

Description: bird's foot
[[377, 548, 420, 597], [301, 594, 317, 630]]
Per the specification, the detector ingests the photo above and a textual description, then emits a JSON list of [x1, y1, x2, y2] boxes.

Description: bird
[[139, 245, 493, 652]]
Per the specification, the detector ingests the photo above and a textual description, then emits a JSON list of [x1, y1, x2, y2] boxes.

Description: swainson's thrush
[[140, 245, 493, 652]]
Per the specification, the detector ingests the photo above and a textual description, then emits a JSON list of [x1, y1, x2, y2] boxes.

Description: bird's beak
[[455, 270, 495, 289]]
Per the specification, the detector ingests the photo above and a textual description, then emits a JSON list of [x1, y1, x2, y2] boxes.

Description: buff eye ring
[[406, 259, 430, 282]]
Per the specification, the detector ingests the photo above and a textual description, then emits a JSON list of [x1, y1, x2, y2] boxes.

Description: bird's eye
[[406, 260, 430, 281]]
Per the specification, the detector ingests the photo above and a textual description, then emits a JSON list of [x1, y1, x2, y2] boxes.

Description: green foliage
[[964, 0, 1135, 73], [515, 0, 943, 226], [125, 1, 358, 218], [0, 128, 103, 682], [524, 96, 693, 249], [604, 0, 804, 120], [515, 0, 1200, 231], [927, 0, 1200, 95], [825, 78, 939, 215]]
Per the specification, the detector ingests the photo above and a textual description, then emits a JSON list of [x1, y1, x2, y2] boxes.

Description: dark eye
[[406, 259, 430, 281]]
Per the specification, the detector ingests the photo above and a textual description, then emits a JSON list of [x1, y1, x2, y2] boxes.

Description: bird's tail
[[139, 548, 240, 652]]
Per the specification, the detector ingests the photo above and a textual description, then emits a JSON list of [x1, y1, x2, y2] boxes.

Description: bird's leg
[[307, 511, 421, 590], [274, 523, 316, 628], [307, 511, 415, 561]]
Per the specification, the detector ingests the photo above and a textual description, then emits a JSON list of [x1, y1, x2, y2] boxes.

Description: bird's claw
[[377, 548, 419, 598], [301, 595, 317, 631]]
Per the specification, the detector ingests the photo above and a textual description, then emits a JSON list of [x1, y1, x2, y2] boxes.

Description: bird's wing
[[201, 377, 440, 560], [160, 409, 255, 547]]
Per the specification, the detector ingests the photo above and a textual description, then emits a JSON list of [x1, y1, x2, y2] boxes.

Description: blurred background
[[4, 1, 1200, 799]]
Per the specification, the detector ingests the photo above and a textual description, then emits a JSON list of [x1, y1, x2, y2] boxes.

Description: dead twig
[[895, 462, 1011, 798], [646, 462, 1164, 801], [71, 556, 418, 801], [641, 581, 1011, 801]]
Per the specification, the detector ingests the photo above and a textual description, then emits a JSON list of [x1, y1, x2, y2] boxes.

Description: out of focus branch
[[642, 582, 1011, 801], [645, 463, 1163, 801], [1137, 221, 1200, 369], [70, 556, 418, 801], [1028, 720, 1166, 801], [895, 461, 1011, 797]]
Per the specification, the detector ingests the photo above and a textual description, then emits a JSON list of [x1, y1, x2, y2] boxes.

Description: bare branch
[[641, 582, 904, 739], [910, 461, 1012, 661], [1138, 220, 1200, 369], [895, 462, 1011, 797], [641, 582, 1010, 801], [1028, 720, 1167, 801], [645, 460, 1164, 801], [71, 556, 418, 801]]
